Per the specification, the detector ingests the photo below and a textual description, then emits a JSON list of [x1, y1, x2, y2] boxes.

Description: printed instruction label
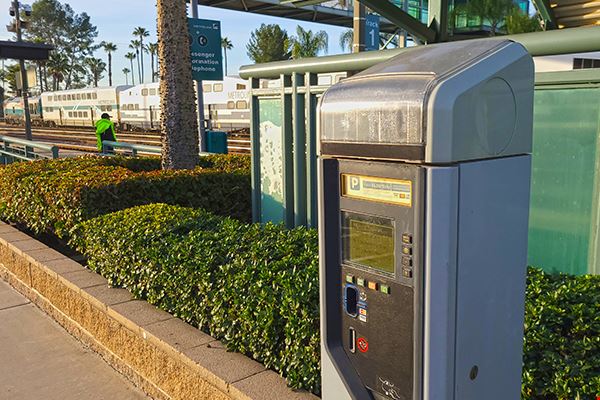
[[342, 174, 412, 207]]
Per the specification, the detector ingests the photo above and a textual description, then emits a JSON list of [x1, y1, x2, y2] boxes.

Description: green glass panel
[[529, 87, 600, 275], [258, 98, 285, 223]]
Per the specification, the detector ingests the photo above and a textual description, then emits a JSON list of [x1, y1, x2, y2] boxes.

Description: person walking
[[95, 113, 117, 154]]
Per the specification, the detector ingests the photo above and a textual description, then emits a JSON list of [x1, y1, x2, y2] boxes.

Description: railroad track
[[0, 124, 251, 154]]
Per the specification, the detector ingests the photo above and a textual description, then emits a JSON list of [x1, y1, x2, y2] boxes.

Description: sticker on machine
[[342, 174, 412, 207]]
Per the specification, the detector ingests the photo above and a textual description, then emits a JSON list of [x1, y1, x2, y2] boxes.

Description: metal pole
[[190, 0, 207, 152], [352, 0, 365, 53], [13, 0, 32, 141]]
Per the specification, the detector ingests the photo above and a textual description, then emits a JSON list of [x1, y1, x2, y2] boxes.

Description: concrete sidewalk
[[0, 279, 149, 400]]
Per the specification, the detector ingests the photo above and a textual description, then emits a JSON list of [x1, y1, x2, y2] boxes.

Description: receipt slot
[[318, 40, 533, 400]]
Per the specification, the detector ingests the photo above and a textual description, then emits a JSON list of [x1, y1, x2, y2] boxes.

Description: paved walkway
[[0, 279, 149, 400]]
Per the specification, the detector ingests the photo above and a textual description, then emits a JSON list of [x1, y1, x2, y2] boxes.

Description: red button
[[357, 337, 369, 353]]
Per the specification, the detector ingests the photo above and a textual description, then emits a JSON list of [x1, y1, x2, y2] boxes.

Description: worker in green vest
[[95, 113, 117, 154]]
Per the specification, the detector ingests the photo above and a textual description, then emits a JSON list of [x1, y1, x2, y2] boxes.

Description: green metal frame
[[0, 135, 58, 164], [359, 0, 436, 42], [531, 0, 557, 30]]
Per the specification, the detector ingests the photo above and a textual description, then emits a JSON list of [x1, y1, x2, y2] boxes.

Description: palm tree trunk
[[108, 53, 113, 86], [140, 38, 145, 83], [130, 59, 136, 85], [136, 49, 142, 84], [224, 49, 228, 76], [151, 52, 155, 83], [157, 0, 199, 169]]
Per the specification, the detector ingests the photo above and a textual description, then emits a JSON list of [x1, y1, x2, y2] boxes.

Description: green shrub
[[70, 204, 320, 394], [0, 154, 251, 237], [522, 268, 600, 400], [69, 203, 600, 396]]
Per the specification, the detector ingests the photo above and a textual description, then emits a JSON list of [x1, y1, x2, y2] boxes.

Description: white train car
[[42, 86, 131, 127], [118, 76, 250, 132]]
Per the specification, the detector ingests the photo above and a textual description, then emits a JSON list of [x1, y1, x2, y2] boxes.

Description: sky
[[0, 0, 349, 86]]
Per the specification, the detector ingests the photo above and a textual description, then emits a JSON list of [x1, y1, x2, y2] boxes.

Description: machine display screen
[[342, 211, 395, 275]]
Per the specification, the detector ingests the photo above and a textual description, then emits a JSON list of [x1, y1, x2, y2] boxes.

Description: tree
[[463, 0, 516, 35], [85, 57, 106, 87], [505, 8, 542, 34], [133, 27, 150, 83], [147, 42, 159, 82], [246, 24, 291, 63], [100, 41, 117, 86], [24, 0, 98, 89], [125, 52, 136, 85], [221, 37, 233, 76], [157, 0, 199, 169], [339, 29, 353, 52], [47, 52, 68, 91], [129, 40, 142, 84], [122, 67, 131, 85], [3, 64, 20, 94], [291, 26, 328, 59]]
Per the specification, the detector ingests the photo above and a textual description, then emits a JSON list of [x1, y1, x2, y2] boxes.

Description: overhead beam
[[359, 0, 436, 42], [531, 0, 558, 29], [428, 0, 449, 41]]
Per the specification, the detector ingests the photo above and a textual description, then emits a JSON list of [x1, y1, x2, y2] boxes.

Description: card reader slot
[[345, 285, 359, 317]]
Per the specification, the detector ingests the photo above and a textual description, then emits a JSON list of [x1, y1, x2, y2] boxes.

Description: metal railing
[[0, 135, 59, 164], [102, 140, 161, 156], [238, 26, 600, 229]]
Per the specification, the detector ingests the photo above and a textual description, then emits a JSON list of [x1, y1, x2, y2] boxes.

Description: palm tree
[[157, 0, 199, 169], [339, 29, 353, 53], [85, 57, 106, 87], [129, 40, 142, 84], [122, 67, 131, 85], [147, 42, 159, 82], [100, 42, 117, 86], [125, 52, 136, 85], [221, 37, 233, 76], [133, 27, 150, 83], [47, 52, 69, 91], [291, 26, 328, 59]]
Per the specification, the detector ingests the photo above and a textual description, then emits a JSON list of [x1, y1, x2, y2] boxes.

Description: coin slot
[[348, 327, 356, 353]]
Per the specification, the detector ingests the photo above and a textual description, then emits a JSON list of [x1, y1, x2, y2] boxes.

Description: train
[[2, 76, 250, 132]]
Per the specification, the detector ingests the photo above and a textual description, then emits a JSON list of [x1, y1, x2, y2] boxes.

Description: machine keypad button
[[380, 284, 390, 294], [346, 275, 355, 284], [402, 268, 413, 278], [357, 277, 365, 287], [368, 281, 378, 291], [402, 234, 412, 244], [402, 245, 412, 255], [402, 257, 412, 267]]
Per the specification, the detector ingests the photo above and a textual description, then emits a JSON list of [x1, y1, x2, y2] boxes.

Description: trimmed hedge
[[70, 204, 600, 397], [0, 154, 251, 237], [70, 204, 320, 393], [522, 268, 600, 400]]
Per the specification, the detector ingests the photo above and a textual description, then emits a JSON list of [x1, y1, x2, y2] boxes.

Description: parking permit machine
[[318, 40, 533, 400]]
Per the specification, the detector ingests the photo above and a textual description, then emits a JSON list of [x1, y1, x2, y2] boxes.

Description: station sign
[[365, 14, 380, 51], [188, 18, 223, 81]]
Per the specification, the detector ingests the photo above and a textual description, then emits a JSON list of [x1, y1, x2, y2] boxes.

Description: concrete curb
[[0, 222, 317, 400]]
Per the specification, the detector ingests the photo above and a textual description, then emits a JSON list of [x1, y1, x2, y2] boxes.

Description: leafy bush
[[70, 204, 320, 393], [522, 268, 600, 400], [0, 154, 251, 237]]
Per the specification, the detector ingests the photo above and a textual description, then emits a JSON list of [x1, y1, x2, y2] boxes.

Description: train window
[[47, 96, 52, 102], [227, 101, 235, 109], [149, 89, 156, 96], [84, 111, 88, 118], [92, 93, 97, 99], [77, 111, 82, 118], [203, 84, 212, 92], [236, 84, 246, 90], [142, 89, 149, 96], [213, 83, 223, 92], [236, 100, 248, 109], [107, 105, 112, 111], [86, 93, 90, 99], [68, 112, 72, 117], [76, 93, 81, 100], [135, 104, 140, 110]]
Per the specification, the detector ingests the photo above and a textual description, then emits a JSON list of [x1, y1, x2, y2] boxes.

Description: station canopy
[[198, 0, 400, 33], [544, 0, 600, 28]]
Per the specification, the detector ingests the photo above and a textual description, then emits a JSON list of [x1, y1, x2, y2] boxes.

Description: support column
[[352, 0, 366, 53]]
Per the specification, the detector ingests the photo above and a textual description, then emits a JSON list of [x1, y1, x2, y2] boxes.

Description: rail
[[102, 140, 161, 156], [0, 135, 59, 164]]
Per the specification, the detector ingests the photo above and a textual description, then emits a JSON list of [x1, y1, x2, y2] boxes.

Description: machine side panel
[[422, 167, 459, 400], [454, 156, 531, 399]]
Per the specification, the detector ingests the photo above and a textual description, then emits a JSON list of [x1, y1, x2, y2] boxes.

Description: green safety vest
[[95, 119, 117, 151]]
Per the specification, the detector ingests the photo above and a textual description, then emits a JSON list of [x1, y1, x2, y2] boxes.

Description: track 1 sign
[[188, 18, 223, 81], [365, 14, 380, 51]]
